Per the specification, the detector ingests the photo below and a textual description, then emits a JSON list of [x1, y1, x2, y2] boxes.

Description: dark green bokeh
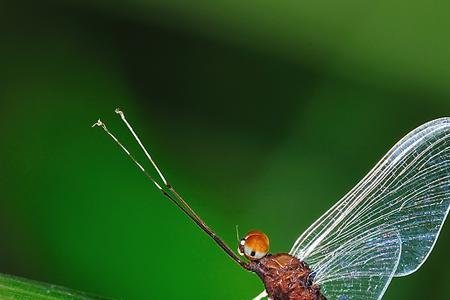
[[0, 1, 449, 299]]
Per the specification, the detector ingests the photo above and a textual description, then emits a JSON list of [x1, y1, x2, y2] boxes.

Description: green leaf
[[0, 273, 114, 300]]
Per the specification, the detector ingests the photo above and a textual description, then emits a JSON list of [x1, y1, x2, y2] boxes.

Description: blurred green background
[[0, 0, 449, 299]]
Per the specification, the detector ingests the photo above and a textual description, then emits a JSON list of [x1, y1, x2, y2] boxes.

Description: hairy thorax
[[248, 253, 327, 300]]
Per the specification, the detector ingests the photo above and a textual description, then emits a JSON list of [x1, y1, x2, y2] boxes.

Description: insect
[[93, 111, 450, 300]]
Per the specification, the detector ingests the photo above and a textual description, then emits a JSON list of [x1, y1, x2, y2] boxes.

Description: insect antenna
[[93, 111, 249, 269], [235, 224, 240, 244]]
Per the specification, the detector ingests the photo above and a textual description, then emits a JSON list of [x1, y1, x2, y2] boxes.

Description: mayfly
[[93, 110, 450, 300]]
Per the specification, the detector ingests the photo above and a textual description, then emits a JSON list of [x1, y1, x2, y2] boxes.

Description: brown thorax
[[247, 253, 327, 300]]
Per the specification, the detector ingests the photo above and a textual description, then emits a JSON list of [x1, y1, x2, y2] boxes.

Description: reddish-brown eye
[[239, 230, 269, 260]]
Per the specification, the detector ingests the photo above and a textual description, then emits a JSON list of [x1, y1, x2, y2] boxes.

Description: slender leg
[[253, 291, 268, 300], [92, 120, 162, 190], [92, 119, 190, 216], [93, 112, 249, 269], [114, 109, 203, 221]]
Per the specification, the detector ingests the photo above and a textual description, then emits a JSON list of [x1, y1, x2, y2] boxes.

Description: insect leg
[[94, 111, 249, 269], [253, 290, 268, 300]]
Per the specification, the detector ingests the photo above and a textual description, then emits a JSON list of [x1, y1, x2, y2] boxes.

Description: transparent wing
[[289, 118, 450, 298], [314, 231, 401, 300]]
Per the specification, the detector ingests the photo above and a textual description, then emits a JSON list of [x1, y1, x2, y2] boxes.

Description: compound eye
[[242, 230, 269, 261]]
